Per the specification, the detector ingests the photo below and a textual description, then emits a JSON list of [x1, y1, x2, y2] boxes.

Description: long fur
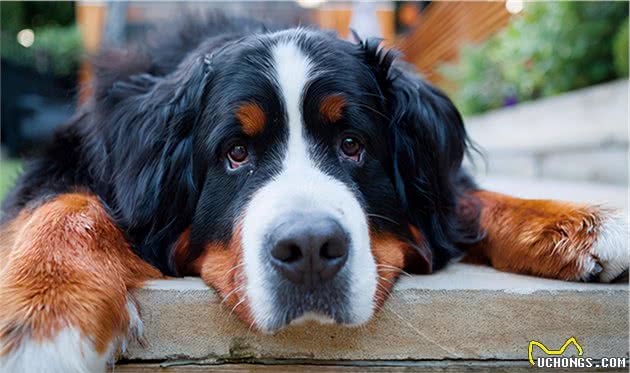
[[1, 14, 481, 275]]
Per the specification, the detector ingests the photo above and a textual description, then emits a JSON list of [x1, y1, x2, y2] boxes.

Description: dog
[[0, 13, 627, 372]]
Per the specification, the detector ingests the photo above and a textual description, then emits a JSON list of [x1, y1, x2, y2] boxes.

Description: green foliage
[[1, 1, 80, 77], [1, 25, 82, 77], [440, 2, 629, 116], [1, 1, 75, 32], [0, 2, 26, 33], [613, 18, 629, 77], [0, 159, 22, 202]]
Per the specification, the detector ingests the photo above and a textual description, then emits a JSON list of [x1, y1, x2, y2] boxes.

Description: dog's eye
[[340, 137, 363, 161], [227, 144, 249, 169]]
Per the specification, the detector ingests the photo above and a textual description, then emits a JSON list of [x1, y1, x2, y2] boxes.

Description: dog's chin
[[255, 311, 372, 334], [289, 312, 336, 326]]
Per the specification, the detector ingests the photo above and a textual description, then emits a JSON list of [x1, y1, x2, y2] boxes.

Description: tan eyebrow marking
[[320, 94, 346, 123], [236, 102, 266, 136]]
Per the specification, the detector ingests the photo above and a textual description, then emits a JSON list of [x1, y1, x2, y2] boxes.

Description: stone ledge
[[464, 80, 628, 154], [115, 361, 627, 372], [476, 176, 628, 210], [124, 263, 628, 363], [463, 80, 628, 184]]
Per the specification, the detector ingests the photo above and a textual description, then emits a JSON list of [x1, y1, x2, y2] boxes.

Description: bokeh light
[[505, 0, 524, 15], [17, 29, 35, 48]]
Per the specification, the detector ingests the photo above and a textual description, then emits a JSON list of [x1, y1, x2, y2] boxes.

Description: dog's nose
[[267, 213, 349, 287]]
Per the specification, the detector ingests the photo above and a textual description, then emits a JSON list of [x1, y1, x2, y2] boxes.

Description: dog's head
[[95, 27, 473, 332]]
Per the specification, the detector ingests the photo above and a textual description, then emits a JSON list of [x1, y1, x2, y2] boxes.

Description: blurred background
[[1, 1, 628, 204]]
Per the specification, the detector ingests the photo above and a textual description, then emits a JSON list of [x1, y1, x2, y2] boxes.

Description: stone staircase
[[465, 80, 628, 185]]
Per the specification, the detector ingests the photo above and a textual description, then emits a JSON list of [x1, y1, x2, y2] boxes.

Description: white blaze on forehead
[[241, 39, 377, 331], [271, 40, 313, 169]]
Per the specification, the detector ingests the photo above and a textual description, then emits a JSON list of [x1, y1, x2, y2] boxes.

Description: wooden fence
[[396, 2, 511, 84], [75, 2, 512, 90]]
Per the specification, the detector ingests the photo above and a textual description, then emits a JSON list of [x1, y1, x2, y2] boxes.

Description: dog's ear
[[87, 53, 213, 270], [359, 38, 473, 270]]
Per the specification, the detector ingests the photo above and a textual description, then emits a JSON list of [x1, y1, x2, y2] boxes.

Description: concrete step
[[463, 80, 628, 184], [477, 176, 628, 210], [123, 263, 628, 366], [115, 361, 625, 372], [463, 80, 628, 154]]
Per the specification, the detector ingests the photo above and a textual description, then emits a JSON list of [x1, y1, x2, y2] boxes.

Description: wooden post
[[76, 1, 106, 103]]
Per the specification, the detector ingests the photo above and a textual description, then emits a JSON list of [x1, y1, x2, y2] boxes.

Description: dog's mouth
[[237, 235, 408, 333], [250, 265, 361, 332], [199, 228, 405, 333], [234, 210, 380, 332], [196, 208, 410, 332], [242, 257, 402, 333], [198, 215, 382, 332]]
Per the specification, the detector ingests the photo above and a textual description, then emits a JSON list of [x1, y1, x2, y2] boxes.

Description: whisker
[[353, 91, 386, 100], [375, 282, 393, 300], [377, 270, 412, 278], [229, 297, 247, 317], [367, 213, 399, 225], [247, 319, 257, 336], [376, 268, 401, 272], [371, 281, 395, 316], [376, 280, 392, 291], [376, 264, 412, 277], [220, 284, 245, 306], [353, 103, 391, 121], [378, 276, 395, 285], [223, 262, 245, 277]]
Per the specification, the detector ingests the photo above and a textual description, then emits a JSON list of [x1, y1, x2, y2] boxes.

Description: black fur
[[357, 37, 481, 269], [1, 13, 480, 276]]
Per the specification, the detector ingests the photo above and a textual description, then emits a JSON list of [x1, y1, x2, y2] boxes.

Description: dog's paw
[[586, 209, 629, 283], [0, 295, 145, 373], [115, 295, 146, 360], [0, 328, 115, 373]]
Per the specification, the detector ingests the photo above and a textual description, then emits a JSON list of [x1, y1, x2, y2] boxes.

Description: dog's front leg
[[0, 193, 162, 373], [462, 191, 628, 282]]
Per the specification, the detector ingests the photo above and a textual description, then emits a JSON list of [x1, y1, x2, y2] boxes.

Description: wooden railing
[[75, 3, 510, 91], [396, 2, 511, 84], [76, 3, 106, 102]]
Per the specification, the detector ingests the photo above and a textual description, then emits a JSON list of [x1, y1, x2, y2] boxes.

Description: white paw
[[590, 209, 629, 282], [116, 295, 145, 358], [0, 328, 113, 373], [0, 296, 144, 373]]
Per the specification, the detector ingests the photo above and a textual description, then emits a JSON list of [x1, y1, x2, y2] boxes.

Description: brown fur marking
[[0, 213, 30, 275], [465, 191, 601, 281], [193, 224, 254, 327], [0, 193, 162, 356], [370, 231, 407, 311], [320, 94, 345, 123], [236, 102, 266, 136], [172, 227, 191, 275]]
